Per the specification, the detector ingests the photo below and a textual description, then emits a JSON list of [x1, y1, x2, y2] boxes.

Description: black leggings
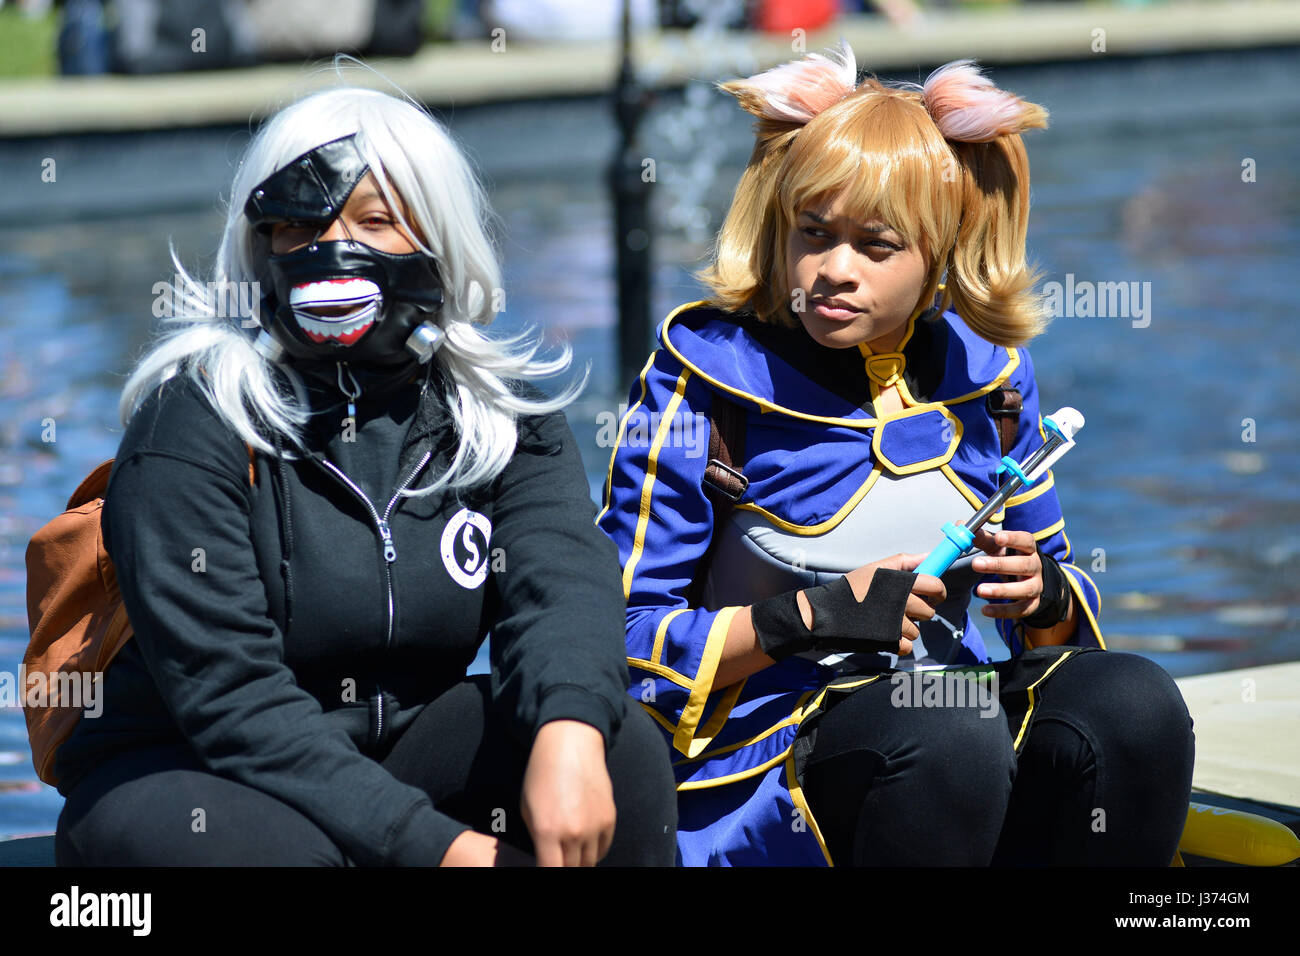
[[55, 677, 678, 866], [800, 650, 1196, 866]]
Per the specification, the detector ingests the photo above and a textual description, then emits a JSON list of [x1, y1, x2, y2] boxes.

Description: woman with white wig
[[51, 86, 677, 866]]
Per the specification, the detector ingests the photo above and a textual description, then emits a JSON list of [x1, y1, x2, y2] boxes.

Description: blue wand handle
[[915, 522, 974, 578]]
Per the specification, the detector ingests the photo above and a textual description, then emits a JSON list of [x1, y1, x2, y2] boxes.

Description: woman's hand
[[838, 552, 947, 654], [972, 529, 1044, 617], [440, 830, 534, 867], [972, 529, 1075, 644], [717, 552, 945, 688], [521, 720, 616, 866]]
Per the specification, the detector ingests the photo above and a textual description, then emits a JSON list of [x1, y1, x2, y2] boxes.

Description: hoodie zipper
[[310, 449, 433, 747]]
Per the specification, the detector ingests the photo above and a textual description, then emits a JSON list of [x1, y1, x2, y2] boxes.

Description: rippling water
[[1, 48, 1296, 837]]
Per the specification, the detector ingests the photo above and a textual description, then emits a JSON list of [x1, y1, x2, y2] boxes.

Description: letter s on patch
[[441, 508, 492, 589]]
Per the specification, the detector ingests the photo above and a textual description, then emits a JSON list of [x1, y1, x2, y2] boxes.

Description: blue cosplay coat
[[596, 301, 1105, 865]]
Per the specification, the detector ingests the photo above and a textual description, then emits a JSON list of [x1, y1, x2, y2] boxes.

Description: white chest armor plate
[[701, 469, 1000, 671]]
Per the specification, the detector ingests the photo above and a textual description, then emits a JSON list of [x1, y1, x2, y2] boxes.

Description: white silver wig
[[120, 84, 583, 496]]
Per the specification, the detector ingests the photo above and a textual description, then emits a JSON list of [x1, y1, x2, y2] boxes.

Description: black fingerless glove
[[750, 570, 918, 662], [1020, 548, 1072, 629]]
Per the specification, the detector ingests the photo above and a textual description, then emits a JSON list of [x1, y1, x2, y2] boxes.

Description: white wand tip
[[1047, 406, 1085, 441]]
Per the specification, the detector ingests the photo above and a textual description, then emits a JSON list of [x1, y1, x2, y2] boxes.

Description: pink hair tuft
[[922, 60, 1039, 142], [733, 40, 858, 124]]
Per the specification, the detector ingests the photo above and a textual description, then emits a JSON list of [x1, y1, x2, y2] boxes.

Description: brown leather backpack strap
[[685, 393, 747, 609], [247, 441, 256, 487], [987, 386, 1023, 458]]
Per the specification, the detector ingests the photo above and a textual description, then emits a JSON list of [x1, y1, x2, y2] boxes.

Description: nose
[[316, 217, 351, 244], [818, 241, 859, 289]]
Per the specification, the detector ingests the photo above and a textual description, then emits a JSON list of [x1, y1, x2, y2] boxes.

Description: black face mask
[[244, 133, 445, 369]]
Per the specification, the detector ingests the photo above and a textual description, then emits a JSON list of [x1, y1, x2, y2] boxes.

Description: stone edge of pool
[[1, 1, 1299, 138], [2, 661, 1297, 866]]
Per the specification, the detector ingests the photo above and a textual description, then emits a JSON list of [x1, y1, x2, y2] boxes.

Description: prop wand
[[914, 407, 1086, 578]]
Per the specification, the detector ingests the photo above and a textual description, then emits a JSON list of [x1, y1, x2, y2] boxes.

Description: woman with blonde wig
[[597, 44, 1194, 865]]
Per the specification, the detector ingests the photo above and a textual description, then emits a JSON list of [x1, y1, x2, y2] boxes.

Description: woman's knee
[[57, 755, 347, 866], [602, 700, 678, 865], [1039, 651, 1194, 764]]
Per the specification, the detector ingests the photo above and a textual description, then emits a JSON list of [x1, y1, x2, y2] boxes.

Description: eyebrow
[[801, 210, 895, 233]]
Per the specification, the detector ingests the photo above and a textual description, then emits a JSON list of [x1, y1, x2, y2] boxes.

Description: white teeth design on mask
[[290, 278, 381, 310], [293, 300, 380, 345], [288, 278, 382, 345]]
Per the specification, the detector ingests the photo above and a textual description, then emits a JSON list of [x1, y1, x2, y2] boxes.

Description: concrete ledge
[[1175, 662, 1300, 810], [1, 2, 1298, 136]]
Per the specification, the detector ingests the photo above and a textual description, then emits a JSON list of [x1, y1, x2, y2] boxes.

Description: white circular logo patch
[[440, 508, 492, 589]]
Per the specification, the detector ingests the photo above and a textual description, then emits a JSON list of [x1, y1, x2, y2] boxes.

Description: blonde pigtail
[[921, 59, 1050, 345]]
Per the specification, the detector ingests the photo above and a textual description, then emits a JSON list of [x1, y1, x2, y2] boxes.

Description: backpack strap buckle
[[702, 459, 748, 502]]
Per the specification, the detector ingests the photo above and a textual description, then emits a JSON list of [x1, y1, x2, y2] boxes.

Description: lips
[[812, 298, 859, 321], [289, 278, 381, 345]]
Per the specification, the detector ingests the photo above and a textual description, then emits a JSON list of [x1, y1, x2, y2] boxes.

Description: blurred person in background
[[56, 0, 427, 75]]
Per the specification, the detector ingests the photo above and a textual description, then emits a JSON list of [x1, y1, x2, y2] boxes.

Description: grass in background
[[0, 8, 57, 78], [423, 0, 461, 41]]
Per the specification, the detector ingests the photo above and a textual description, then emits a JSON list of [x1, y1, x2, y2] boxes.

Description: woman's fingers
[[974, 553, 1039, 578], [972, 528, 1036, 556], [978, 577, 1042, 601], [982, 599, 1035, 618]]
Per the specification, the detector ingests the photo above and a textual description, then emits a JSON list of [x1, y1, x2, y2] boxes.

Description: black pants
[[55, 677, 678, 866], [800, 649, 1196, 866]]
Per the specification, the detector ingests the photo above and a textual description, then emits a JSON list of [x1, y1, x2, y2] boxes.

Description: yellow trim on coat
[[627, 657, 694, 690], [940, 463, 1007, 525], [1061, 566, 1107, 650], [1032, 518, 1066, 541], [940, 347, 1021, 405], [673, 605, 741, 757], [1005, 471, 1055, 506], [692, 679, 747, 755], [1066, 563, 1103, 614], [596, 350, 657, 525], [621, 366, 693, 599], [676, 743, 795, 791], [640, 700, 682, 738], [652, 608, 687, 666], [675, 686, 824, 791], [786, 750, 833, 865], [870, 403, 963, 476], [673, 712, 801, 767], [672, 675, 884, 786], [1012, 649, 1076, 751], [658, 301, 1022, 428], [734, 467, 882, 535]]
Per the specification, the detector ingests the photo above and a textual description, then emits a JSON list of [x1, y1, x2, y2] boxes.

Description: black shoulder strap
[[684, 392, 747, 609], [986, 386, 1022, 458]]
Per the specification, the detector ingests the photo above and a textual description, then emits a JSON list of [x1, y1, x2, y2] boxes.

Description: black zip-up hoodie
[[55, 360, 631, 866]]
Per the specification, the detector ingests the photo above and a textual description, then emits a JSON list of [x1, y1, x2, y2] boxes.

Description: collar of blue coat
[[658, 300, 1022, 427]]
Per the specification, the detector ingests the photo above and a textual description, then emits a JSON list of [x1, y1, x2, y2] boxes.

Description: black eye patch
[[244, 133, 371, 232]]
